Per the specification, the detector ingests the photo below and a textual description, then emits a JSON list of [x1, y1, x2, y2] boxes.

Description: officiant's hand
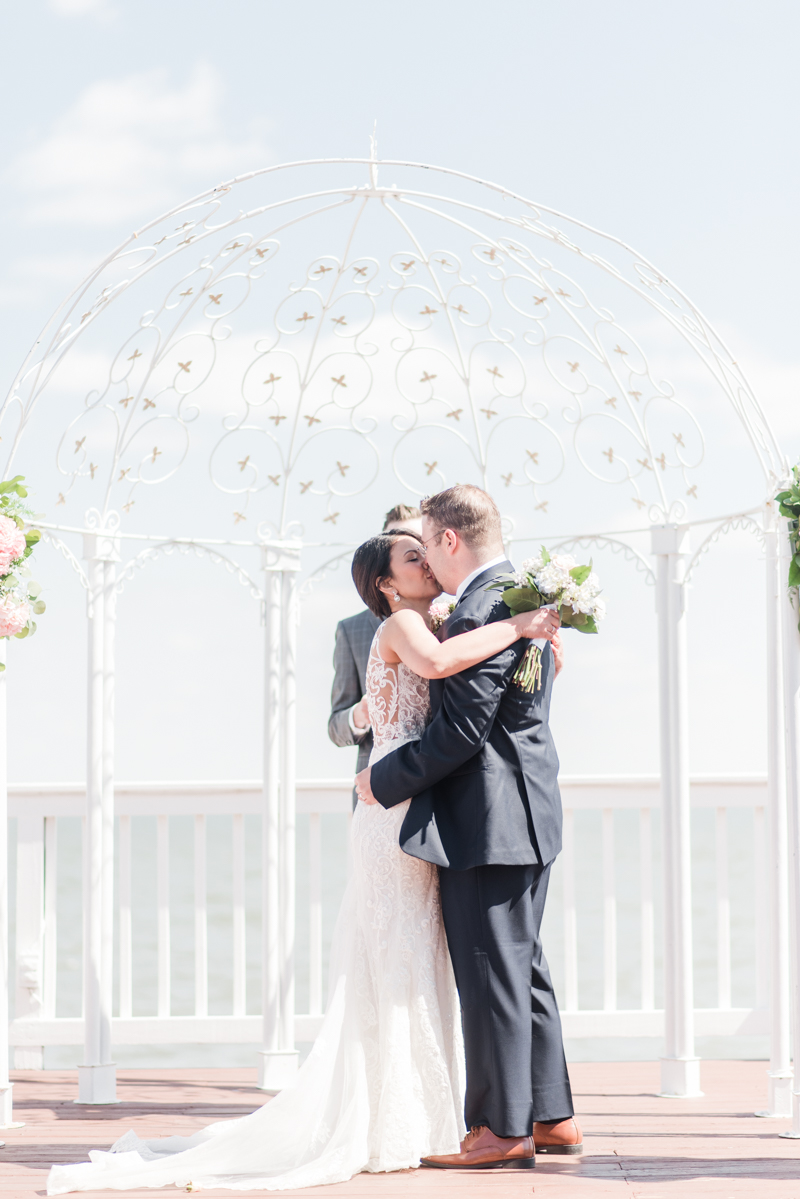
[[355, 765, 378, 805]]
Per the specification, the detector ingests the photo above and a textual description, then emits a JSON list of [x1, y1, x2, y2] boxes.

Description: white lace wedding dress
[[47, 622, 465, 1193]]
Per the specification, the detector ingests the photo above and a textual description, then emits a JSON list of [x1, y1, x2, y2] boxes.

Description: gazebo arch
[[1, 152, 795, 1119]]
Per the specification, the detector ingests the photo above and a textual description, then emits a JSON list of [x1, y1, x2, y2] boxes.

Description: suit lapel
[[454, 558, 515, 609], [439, 559, 515, 643]]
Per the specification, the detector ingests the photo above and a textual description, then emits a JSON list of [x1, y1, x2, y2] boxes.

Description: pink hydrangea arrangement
[[0, 475, 44, 665], [0, 515, 27, 576], [0, 597, 30, 638]]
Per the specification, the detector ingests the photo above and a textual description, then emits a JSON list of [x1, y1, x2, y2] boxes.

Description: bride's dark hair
[[351, 529, 424, 618]]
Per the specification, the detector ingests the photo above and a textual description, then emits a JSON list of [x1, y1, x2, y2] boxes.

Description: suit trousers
[[438, 861, 574, 1137]]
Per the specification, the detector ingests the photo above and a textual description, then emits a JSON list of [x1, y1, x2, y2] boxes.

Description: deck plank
[[0, 1062, 798, 1197]]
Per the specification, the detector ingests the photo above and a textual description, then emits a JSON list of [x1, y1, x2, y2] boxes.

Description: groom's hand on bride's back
[[355, 765, 378, 805]]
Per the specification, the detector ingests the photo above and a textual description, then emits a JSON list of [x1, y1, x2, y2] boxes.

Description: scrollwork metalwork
[[2, 153, 786, 584]]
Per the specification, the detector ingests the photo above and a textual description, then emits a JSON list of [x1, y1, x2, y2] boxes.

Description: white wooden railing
[[7, 775, 768, 1064]]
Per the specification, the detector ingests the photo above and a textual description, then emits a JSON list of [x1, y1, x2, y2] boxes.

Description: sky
[[1, 0, 799, 784]]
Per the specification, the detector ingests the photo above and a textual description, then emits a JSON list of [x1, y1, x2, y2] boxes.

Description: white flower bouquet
[[487, 547, 606, 692]]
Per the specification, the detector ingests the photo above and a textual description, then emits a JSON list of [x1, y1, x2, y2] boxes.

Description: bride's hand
[[511, 608, 560, 641], [355, 766, 378, 805]]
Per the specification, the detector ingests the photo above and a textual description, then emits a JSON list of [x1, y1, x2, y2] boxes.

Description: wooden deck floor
[[1, 1061, 799, 1197]]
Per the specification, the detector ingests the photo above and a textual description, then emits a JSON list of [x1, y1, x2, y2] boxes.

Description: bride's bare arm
[[378, 607, 560, 680]]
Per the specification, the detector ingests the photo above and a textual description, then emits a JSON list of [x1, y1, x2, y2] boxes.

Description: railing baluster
[[194, 815, 207, 1018], [716, 805, 732, 1009], [43, 816, 58, 1021], [639, 807, 655, 1010], [309, 812, 322, 1016], [602, 808, 617, 1011], [562, 808, 578, 1011], [118, 815, 132, 1020], [157, 814, 170, 1018], [15, 815, 45, 1067], [753, 804, 768, 1009], [232, 814, 246, 1018]]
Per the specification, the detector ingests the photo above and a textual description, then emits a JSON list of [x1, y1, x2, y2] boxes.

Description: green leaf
[[540, 545, 551, 565], [501, 586, 542, 612], [486, 574, 520, 591], [563, 612, 598, 634], [569, 561, 592, 585], [789, 557, 800, 588], [27, 621, 36, 636], [776, 491, 793, 503], [0, 663, 6, 672], [14, 627, 28, 639], [24, 530, 40, 547], [27, 581, 41, 598], [31, 601, 45, 615]]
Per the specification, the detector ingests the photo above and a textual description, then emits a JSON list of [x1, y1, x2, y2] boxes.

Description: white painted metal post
[[78, 526, 117, 1103], [757, 507, 792, 1117], [0, 640, 20, 1128], [100, 560, 115, 1068], [258, 542, 300, 1090], [279, 562, 299, 1074], [258, 565, 280, 1087], [652, 524, 701, 1098], [779, 519, 800, 1139]]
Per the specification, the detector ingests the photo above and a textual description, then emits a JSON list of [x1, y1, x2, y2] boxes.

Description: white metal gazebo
[[1, 150, 798, 1128]]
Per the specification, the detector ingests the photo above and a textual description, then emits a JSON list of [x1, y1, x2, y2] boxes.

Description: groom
[[355, 483, 581, 1169]]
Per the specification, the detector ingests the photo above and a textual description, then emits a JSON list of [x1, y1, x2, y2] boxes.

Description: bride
[[47, 529, 560, 1194]]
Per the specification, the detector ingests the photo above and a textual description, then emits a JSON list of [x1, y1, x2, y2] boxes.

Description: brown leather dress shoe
[[533, 1116, 583, 1155], [422, 1125, 535, 1170]]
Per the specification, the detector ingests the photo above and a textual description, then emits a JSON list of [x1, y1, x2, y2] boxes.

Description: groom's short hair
[[421, 484, 502, 549]]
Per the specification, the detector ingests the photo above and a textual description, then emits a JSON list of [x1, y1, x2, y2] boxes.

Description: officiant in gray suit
[[328, 504, 423, 801]]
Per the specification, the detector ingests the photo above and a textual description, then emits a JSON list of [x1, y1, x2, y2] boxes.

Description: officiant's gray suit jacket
[[328, 609, 381, 774], [370, 561, 562, 870]]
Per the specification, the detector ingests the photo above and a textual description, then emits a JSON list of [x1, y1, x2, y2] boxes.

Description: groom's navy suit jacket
[[370, 560, 562, 870]]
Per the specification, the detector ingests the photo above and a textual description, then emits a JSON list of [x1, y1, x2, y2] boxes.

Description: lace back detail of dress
[[366, 622, 431, 756]]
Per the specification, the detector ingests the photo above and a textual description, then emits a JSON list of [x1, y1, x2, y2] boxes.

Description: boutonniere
[[428, 599, 456, 633]]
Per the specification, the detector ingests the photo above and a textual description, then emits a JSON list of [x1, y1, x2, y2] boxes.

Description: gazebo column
[[756, 505, 792, 1118], [78, 523, 118, 1103], [780, 519, 800, 1139], [258, 541, 301, 1091], [652, 524, 702, 1098], [0, 641, 21, 1129]]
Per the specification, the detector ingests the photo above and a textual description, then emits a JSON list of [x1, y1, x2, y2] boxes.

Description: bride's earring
[[391, 589, 401, 602]]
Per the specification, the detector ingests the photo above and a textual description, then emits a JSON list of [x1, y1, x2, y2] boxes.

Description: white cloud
[[11, 64, 271, 226], [48, 0, 111, 14], [0, 252, 98, 309]]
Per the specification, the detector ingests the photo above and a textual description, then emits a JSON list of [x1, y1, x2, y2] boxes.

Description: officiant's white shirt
[[455, 553, 508, 603]]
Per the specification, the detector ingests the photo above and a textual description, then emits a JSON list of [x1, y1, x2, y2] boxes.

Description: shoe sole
[[536, 1143, 583, 1156], [421, 1157, 536, 1170]]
